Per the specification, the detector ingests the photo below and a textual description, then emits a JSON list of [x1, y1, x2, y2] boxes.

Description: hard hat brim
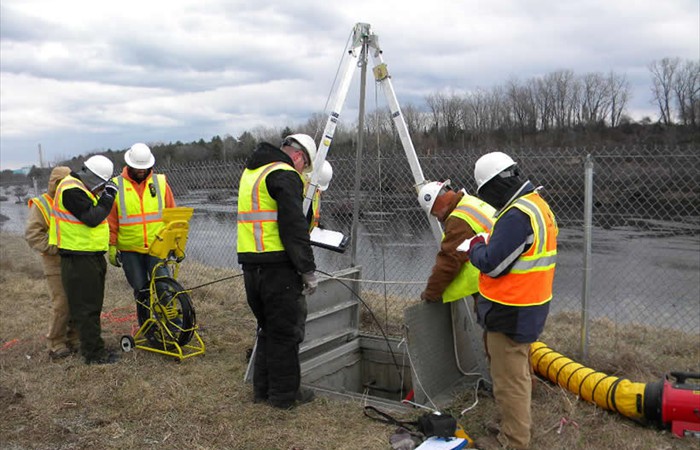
[[124, 152, 155, 170]]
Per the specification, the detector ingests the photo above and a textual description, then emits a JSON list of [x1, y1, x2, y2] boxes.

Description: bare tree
[[425, 91, 465, 146], [535, 76, 555, 131], [505, 77, 538, 138], [649, 57, 680, 125], [580, 72, 612, 125], [548, 70, 577, 128], [464, 88, 499, 136], [401, 103, 430, 150], [673, 59, 700, 126], [425, 92, 444, 145], [608, 71, 630, 127]]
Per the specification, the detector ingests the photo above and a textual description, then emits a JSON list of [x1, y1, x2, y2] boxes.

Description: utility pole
[[38, 144, 45, 168]]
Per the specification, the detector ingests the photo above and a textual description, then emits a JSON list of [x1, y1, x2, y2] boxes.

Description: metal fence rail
[[3, 145, 698, 362]]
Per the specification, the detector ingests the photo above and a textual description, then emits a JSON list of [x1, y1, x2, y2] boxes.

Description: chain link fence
[[2, 145, 698, 362]]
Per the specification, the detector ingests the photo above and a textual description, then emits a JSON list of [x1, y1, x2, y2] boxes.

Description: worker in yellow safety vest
[[48, 155, 120, 365], [237, 134, 318, 410], [466, 152, 558, 450], [107, 143, 176, 323], [417, 179, 495, 378], [25, 166, 78, 360], [417, 179, 495, 303]]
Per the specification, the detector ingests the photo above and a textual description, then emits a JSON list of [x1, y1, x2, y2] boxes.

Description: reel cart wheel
[[120, 335, 135, 352]]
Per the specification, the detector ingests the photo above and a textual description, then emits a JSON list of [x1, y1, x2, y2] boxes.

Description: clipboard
[[309, 227, 350, 253]]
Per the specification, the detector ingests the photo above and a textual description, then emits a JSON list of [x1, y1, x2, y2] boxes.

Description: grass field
[[1, 232, 698, 449]]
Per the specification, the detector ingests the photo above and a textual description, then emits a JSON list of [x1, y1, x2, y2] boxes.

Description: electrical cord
[[186, 273, 244, 291]]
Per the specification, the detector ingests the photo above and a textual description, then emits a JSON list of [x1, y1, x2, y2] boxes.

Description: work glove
[[301, 271, 318, 296], [108, 245, 121, 267], [457, 232, 489, 253], [102, 180, 118, 199]]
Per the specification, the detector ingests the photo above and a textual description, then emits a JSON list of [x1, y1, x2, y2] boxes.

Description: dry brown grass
[[1, 232, 698, 450]]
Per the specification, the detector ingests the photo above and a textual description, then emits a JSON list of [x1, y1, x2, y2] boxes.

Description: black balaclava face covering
[[477, 167, 522, 210], [127, 166, 151, 183]]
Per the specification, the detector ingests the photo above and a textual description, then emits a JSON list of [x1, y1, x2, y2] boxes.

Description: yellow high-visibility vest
[[113, 173, 167, 253], [48, 175, 109, 252], [442, 195, 495, 302], [28, 193, 53, 224], [479, 192, 558, 306], [237, 162, 301, 253]]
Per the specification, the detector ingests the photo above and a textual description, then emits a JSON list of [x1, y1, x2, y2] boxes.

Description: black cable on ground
[[187, 273, 244, 291]]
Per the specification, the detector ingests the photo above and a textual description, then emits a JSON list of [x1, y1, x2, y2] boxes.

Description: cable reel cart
[[120, 207, 205, 361]]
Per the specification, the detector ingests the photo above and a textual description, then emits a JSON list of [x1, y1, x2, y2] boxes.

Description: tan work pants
[[486, 331, 532, 449], [43, 257, 78, 352]]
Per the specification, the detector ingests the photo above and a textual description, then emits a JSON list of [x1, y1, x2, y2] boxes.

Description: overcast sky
[[1, 0, 698, 170]]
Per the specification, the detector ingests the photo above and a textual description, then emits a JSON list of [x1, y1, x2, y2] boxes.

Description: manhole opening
[[302, 334, 412, 404]]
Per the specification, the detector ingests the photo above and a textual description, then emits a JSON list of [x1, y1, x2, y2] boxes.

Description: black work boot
[[269, 387, 315, 409], [85, 350, 120, 365]]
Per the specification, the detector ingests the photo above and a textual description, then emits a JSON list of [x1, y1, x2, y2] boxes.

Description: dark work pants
[[61, 253, 107, 360], [244, 264, 307, 404], [120, 251, 169, 298]]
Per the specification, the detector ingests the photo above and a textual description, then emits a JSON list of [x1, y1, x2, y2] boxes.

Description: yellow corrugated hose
[[530, 341, 647, 421]]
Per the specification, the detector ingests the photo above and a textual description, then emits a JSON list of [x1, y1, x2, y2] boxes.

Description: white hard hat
[[283, 134, 317, 172], [317, 161, 333, 191], [474, 152, 517, 191], [84, 155, 114, 182], [124, 143, 155, 169], [417, 179, 451, 215]]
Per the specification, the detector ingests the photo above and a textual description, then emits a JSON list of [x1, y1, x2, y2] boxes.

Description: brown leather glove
[[420, 291, 441, 303]]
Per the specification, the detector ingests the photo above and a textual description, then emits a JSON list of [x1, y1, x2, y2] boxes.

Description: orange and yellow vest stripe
[[28, 193, 52, 225]]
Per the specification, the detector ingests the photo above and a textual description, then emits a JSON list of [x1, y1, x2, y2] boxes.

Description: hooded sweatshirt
[[236, 142, 316, 274]]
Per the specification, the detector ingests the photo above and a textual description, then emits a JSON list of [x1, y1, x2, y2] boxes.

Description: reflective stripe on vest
[[442, 195, 496, 302], [478, 192, 558, 306], [28, 193, 53, 224], [311, 190, 321, 231], [113, 173, 166, 252], [237, 162, 299, 253], [48, 175, 109, 251]]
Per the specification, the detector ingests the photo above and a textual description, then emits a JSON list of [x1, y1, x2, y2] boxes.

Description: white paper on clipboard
[[309, 227, 349, 253]]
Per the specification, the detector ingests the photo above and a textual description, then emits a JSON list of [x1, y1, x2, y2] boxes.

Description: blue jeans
[[120, 251, 170, 298]]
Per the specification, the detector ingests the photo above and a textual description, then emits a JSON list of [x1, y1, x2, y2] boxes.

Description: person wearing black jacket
[[50, 155, 120, 365], [236, 135, 318, 409]]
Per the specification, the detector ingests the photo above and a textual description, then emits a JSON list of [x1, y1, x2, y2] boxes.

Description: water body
[[2, 196, 698, 333]]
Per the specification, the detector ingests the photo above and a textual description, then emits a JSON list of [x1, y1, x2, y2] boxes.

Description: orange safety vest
[[478, 192, 558, 306], [237, 162, 301, 253], [113, 173, 167, 253], [48, 175, 109, 251]]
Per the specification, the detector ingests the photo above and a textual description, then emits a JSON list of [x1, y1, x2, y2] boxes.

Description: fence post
[[580, 154, 594, 360]]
